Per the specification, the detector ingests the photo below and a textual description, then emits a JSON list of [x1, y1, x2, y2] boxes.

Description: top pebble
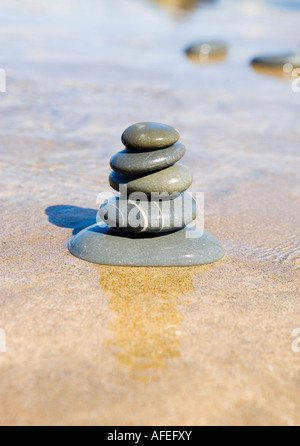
[[121, 122, 180, 151]]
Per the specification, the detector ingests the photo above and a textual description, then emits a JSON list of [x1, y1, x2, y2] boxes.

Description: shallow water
[[0, 0, 300, 426], [1, 0, 299, 262]]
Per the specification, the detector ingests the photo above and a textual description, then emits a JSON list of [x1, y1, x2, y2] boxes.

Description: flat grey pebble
[[109, 163, 193, 196], [251, 53, 300, 68], [110, 142, 186, 175], [121, 122, 180, 151], [99, 191, 198, 233], [185, 41, 227, 58], [68, 224, 225, 267]]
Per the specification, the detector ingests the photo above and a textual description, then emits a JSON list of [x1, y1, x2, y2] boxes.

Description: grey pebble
[[109, 163, 193, 196], [251, 53, 300, 68], [110, 142, 186, 175], [68, 224, 225, 267], [121, 122, 180, 151], [99, 191, 198, 233], [186, 41, 227, 58]]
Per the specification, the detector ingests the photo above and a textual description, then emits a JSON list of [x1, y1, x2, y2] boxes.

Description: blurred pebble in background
[[185, 41, 227, 64], [251, 51, 300, 78]]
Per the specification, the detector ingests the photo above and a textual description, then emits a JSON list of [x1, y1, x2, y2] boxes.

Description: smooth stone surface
[[251, 53, 300, 68], [121, 122, 180, 151], [109, 163, 193, 196], [185, 41, 227, 63], [99, 191, 198, 233], [68, 224, 225, 266], [110, 142, 186, 175]]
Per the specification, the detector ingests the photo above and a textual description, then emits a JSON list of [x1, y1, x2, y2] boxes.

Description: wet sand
[[0, 0, 300, 426]]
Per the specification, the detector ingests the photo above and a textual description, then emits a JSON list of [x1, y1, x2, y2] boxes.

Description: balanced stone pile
[[69, 122, 225, 266], [100, 122, 198, 234]]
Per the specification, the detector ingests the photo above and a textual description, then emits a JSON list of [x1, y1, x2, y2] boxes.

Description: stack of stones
[[99, 122, 198, 234]]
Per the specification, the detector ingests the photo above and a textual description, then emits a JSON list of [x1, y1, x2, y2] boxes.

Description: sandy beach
[[0, 0, 299, 426]]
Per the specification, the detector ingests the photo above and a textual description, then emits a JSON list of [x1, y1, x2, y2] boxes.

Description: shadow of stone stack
[[68, 122, 225, 266]]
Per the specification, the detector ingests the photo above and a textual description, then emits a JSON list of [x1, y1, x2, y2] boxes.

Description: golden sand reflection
[[99, 265, 209, 379]]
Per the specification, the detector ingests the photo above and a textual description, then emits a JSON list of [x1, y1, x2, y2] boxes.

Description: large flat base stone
[[68, 223, 225, 267]]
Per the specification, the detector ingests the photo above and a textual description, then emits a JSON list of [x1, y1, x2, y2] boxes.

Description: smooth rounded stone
[[121, 122, 180, 151], [185, 41, 227, 63], [109, 163, 193, 196], [251, 53, 300, 78], [68, 224, 225, 267], [251, 53, 300, 69], [99, 191, 198, 233], [110, 142, 186, 175]]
